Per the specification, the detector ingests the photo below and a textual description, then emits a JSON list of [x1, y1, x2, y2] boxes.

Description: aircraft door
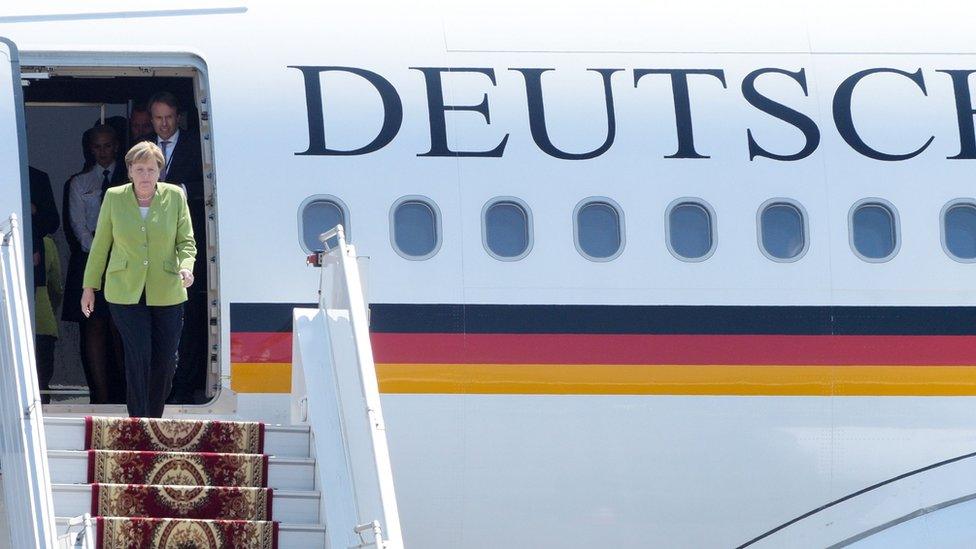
[[0, 38, 28, 251]]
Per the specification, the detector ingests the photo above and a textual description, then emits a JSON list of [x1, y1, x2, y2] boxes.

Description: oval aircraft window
[[392, 199, 440, 259], [851, 202, 898, 261], [667, 201, 714, 260], [575, 200, 623, 260], [943, 203, 976, 260], [484, 200, 530, 260], [300, 198, 346, 252], [760, 202, 806, 261]]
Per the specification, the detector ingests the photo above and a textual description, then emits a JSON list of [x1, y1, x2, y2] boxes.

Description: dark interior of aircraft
[[22, 72, 210, 406]]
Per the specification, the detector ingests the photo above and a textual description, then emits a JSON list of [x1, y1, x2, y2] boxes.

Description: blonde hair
[[125, 141, 165, 170]]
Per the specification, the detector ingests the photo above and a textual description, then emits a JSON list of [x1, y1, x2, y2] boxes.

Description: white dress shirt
[[68, 162, 117, 252], [157, 129, 180, 178]]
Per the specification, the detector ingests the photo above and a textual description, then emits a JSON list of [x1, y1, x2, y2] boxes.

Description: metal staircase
[[45, 417, 327, 548], [1, 217, 403, 548], [0, 215, 57, 549], [292, 225, 403, 549]]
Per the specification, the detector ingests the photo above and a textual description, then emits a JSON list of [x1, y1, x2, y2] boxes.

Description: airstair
[[0, 214, 57, 548], [0, 217, 402, 548]]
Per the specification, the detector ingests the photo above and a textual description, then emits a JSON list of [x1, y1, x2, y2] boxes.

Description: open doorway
[[22, 59, 219, 410]]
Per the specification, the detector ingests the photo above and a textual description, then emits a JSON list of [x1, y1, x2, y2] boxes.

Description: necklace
[[135, 187, 154, 201]]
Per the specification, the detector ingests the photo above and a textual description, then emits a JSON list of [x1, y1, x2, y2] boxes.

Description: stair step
[[44, 417, 311, 457], [52, 484, 321, 523], [55, 517, 327, 549], [48, 450, 317, 490]]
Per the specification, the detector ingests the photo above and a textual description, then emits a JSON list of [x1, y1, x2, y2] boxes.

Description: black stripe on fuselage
[[229, 303, 976, 336]]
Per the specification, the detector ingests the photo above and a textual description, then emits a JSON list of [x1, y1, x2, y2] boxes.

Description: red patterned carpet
[[93, 484, 273, 520], [88, 450, 268, 487], [86, 416, 264, 453], [97, 517, 278, 549], [84, 416, 277, 549]]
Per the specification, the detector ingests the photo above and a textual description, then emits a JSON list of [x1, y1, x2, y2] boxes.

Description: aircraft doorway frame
[[21, 50, 230, 415], [25, 101, 111, 124]]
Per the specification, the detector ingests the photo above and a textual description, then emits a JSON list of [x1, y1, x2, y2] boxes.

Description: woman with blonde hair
[[81, 141, 196, 418]]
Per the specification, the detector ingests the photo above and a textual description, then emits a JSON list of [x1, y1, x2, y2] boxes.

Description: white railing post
[[58, 513, 95, 549], [0, 214, 56, 548]]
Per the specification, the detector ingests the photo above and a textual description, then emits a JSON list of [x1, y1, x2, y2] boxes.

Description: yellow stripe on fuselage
[[230, 362, 976, 396], [230, 362, 292, 393], [377, 364, 976, 396]]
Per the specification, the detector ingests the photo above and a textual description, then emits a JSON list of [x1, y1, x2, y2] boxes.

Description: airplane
[[1, 1, 976, 547]]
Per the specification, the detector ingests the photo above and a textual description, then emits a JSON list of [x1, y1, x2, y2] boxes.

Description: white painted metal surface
[[0, 215, 56, 548], [292, 225, 403, 548], [0, 3, 975, 547], [0, 38, 25, 234], [746, 449, 976, 547]]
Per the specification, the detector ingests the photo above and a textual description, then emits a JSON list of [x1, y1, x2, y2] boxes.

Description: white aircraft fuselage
[[2, 2, 976, 546]]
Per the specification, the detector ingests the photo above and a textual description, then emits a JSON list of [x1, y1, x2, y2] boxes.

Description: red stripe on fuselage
[[232, 332, 976, 366], [370, 333, 976, 365], [231, 332, 292, 363]]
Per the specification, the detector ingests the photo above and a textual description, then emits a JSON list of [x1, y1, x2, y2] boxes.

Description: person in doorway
[[102, 116, 129, 161], [27, 168, 60, 403], [65, 125, 128, 404], [62, 128, 106, 401], [28, 167, 59, 291], [129, 104, 153, 146], [68, 125, 128, 252], [81, 141, 196, 418], [145, 91, 202, 194], [34, 232, 62, 404], [145, 91, 207, 404]]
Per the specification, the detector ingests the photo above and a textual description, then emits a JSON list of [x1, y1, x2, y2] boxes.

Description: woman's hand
[[179, 269, 194, 288], [81, 288, 95, 318]]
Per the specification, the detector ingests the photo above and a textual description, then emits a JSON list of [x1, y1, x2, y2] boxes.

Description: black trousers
[[35, 334, 56, 404], [109, 295, 184, 418], [171, 291, 208, 403]]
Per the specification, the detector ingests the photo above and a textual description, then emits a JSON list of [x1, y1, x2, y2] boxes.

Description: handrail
[[297, 224, 403, 548], [0, 214, 57, 548], [318, 225, 344, 250]]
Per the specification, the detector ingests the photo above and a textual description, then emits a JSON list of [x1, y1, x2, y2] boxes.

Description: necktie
[[101, 169, 111, 193], [160, 140, 171, 180]]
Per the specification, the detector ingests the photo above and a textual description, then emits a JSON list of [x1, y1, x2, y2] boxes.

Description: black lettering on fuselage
[[411, 67, 509, 157], [832, 68, 934, 161], [291, 65, 976, 162], [510, 68, 622, 160], [291, 65, 403, 156], [742, 68, 820, 161]]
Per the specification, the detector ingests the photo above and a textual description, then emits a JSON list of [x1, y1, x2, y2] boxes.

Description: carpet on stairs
[[97, 517, 278, 549], [92, 484, 273, 520], [85, 416, 265, 453], [88, 449, 269, 487], [81, 416, 278, 549]]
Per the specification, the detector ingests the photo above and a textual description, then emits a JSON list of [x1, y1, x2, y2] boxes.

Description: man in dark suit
[[28, 166, 60, 288], [146, 91, 208, 404]]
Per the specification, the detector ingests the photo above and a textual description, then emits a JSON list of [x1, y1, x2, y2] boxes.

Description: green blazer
[[83, 182, 196, 306]]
